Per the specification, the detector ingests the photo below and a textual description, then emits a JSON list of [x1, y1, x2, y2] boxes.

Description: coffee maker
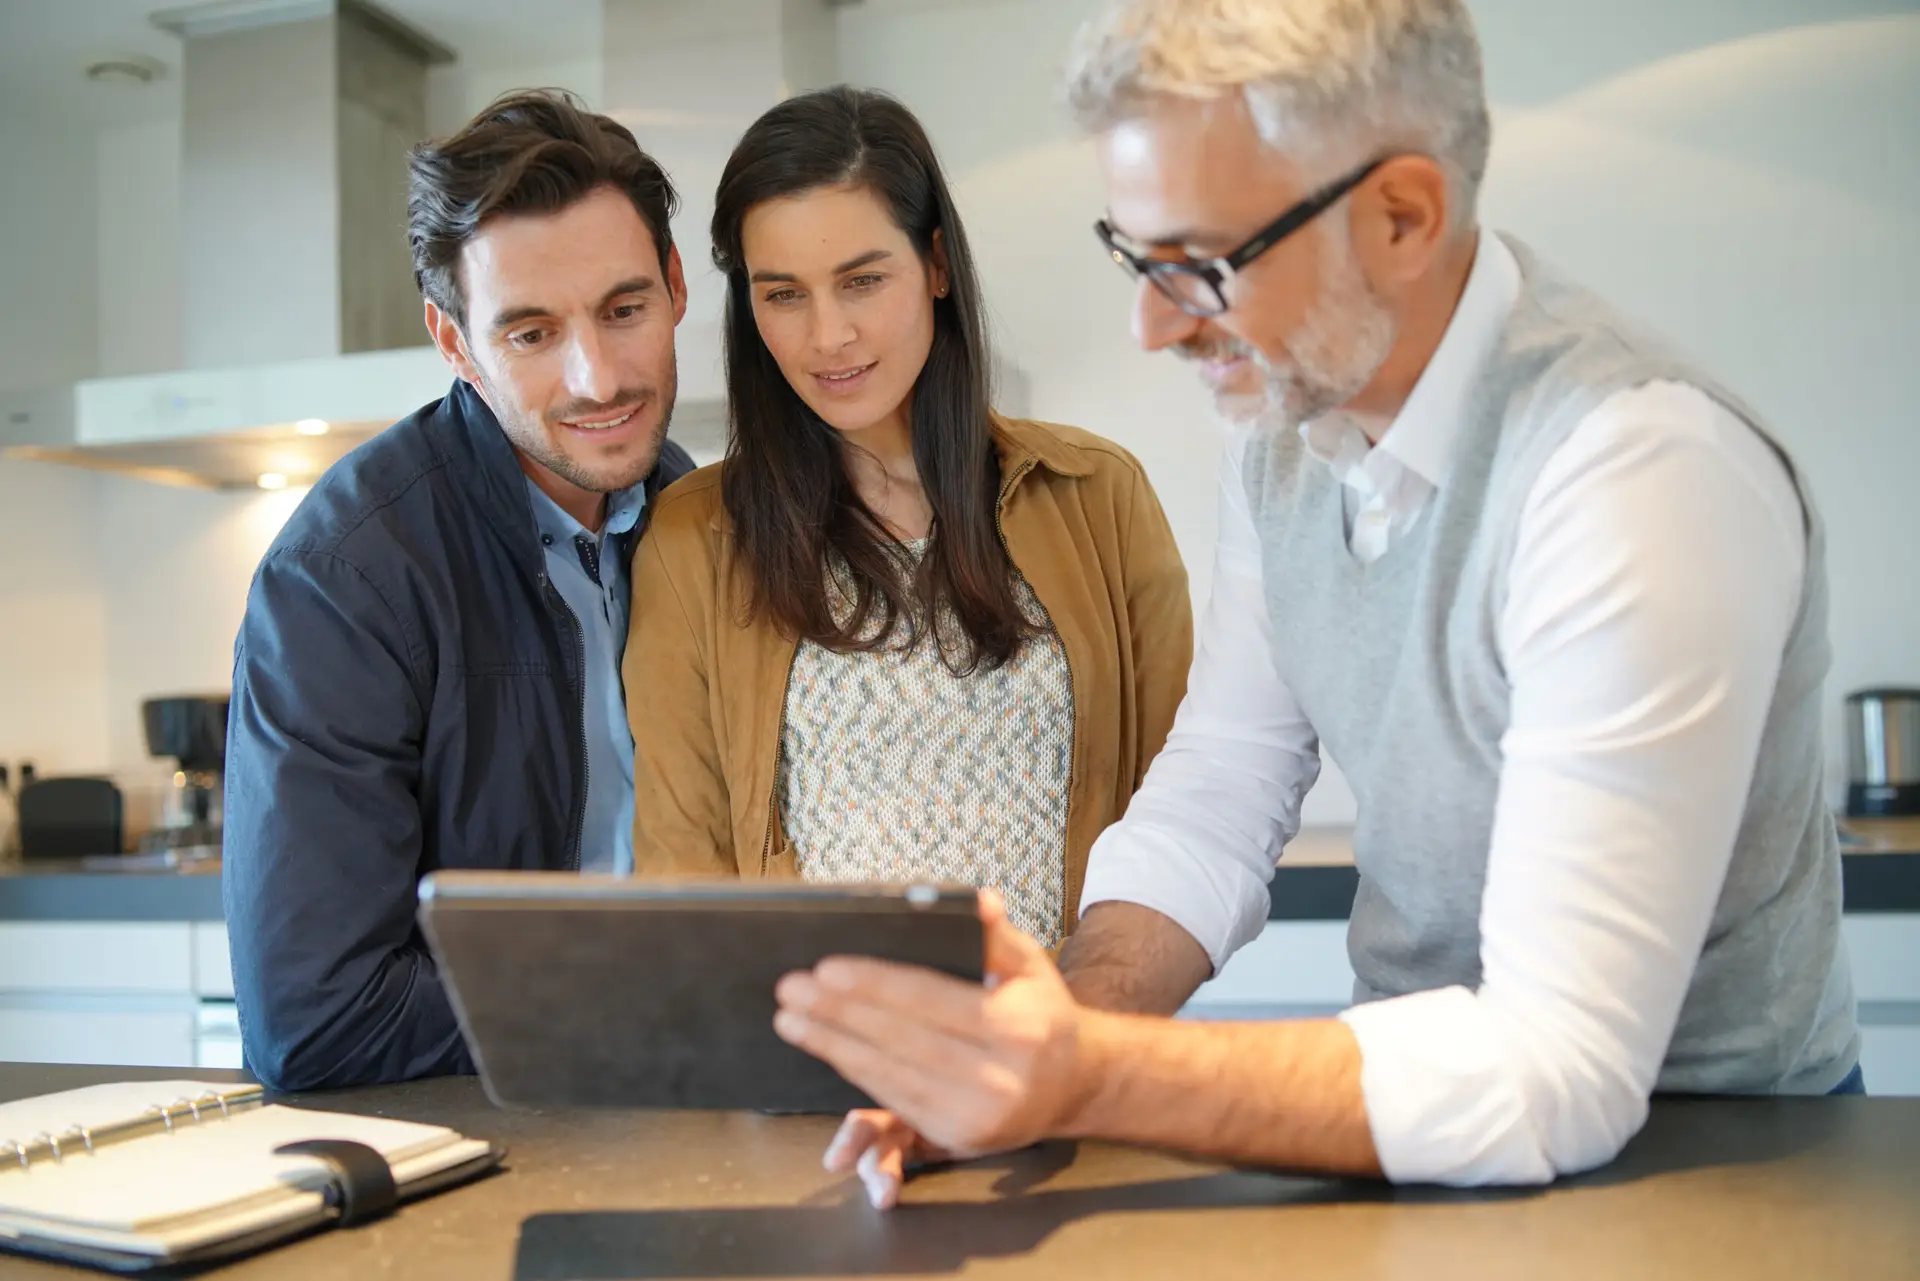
[[141, 695, 229, 854]]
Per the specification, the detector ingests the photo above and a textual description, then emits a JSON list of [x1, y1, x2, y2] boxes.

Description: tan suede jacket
[[623, 414, 1193, 938]]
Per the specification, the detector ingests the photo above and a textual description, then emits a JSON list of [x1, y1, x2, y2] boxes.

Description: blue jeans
[[1829, 1062, 1866, 1095]]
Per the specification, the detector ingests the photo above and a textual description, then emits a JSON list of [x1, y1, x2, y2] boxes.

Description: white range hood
[[0, 0, 1020, 492], [2, 324, 730, 492]]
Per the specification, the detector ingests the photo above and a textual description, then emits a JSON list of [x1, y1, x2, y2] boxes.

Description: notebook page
[[0, 1081, 251, 1150], [0, 1103, 478, 1234], [0, 1132, 494, 1262], [0, 1178, 325, 1262]]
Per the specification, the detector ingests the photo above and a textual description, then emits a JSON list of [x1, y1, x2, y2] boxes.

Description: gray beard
[[1223, 229, 1398, 433]]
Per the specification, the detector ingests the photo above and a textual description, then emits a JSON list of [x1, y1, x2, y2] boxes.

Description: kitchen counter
[[1264, 818, 1920, 918], [1266, 847, 1920, 919], [3, 832, 1917, 924], [1, 1061, 1915, 1280], [0, 855, 223, 922]]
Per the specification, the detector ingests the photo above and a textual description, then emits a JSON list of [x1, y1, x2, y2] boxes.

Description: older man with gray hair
[[772, 0, 1861, 1203]]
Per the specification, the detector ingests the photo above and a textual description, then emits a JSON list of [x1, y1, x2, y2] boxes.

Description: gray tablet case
[[418, 874, 984, 1114]]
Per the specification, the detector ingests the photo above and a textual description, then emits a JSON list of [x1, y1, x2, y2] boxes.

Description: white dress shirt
[[1080, 233, 1809, 1184]]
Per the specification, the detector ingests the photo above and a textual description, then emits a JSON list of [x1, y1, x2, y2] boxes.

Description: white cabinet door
[[0, 922, 194, 994], [192, 922, 234, 998], [1859, 1022, 1920, 1097], [0, 922, 201, 1068], [0, 1004, 197, 1068]]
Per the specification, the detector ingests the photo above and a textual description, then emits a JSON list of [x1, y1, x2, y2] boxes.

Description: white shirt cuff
[[1341, 987, 1561, 1186]]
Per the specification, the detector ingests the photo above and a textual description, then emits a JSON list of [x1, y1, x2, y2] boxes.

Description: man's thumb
[[978, 888, 1048, 979]]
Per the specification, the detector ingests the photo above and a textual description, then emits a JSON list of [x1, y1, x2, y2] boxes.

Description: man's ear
[[425, 298, 482, 388], [1351, 154, 1451, 293], [666, 245, 689, 325]]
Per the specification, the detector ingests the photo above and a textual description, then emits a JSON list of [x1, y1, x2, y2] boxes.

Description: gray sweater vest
[[1244, 234, 1857, 1094]]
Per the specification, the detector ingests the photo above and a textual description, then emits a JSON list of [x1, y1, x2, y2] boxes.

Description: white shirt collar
[[1301, 230, 1521, 491]]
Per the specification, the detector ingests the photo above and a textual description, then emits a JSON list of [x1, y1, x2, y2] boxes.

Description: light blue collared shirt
[[524, 476, 646, 874]]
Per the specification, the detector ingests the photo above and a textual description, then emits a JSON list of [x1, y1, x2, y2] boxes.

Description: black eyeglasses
[[1095, 156, 1391, 318]]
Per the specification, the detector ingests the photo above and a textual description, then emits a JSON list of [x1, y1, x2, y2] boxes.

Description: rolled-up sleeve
[[1079, 435, 1323, 972]]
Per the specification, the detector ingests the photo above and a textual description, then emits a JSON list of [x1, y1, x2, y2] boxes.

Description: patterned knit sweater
[[778, 541, 1074, 947]]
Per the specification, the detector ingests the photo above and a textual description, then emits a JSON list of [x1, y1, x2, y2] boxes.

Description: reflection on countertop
[[1841, 816, 1920, 854]]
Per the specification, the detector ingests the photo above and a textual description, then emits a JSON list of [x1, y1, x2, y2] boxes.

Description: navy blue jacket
[[223, 379, 694, 1090]]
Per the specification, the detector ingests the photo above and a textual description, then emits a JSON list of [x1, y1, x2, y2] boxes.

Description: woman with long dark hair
[[624, 87, 1191, 947]]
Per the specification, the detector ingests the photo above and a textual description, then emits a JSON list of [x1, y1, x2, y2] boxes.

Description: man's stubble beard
[[476, 359, 678, 495]]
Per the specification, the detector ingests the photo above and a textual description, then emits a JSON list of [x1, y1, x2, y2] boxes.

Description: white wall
[[0, 117, 99, 391], [0, 116, 110, 779], [0, 464, 110, 779], [841, 0, 1920, 823], [96, 118, 183, 379], [1478, 11, 1920, 802]]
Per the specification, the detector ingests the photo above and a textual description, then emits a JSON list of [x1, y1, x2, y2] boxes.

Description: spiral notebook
[[0, 1080, 502, 1272]]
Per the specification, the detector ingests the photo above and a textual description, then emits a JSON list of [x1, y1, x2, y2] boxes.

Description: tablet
[[417, 872, 984, 1113]]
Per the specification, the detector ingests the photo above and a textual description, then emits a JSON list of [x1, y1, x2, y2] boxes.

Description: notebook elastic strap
[[272, 1139, 399, 1226]]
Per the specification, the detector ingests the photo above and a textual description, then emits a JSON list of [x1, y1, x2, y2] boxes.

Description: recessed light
[[85, 55, 166, 87], [294, 418, 330, 436], [257, 473, 289, 491]]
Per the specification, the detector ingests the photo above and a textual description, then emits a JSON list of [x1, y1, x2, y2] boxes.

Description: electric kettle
[[1845, 687, 1920, 817]]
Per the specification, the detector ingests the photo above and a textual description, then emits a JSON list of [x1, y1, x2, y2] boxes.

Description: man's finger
[[773, 1007, 953, 1129], [775, 996, 989, 1109], [856, 1133, 909, 1210], [824, 1108, 904, 1172], [800, 970, 1001, 1068], [805, 957, 1000, 1047], [978, 886, 1010, 930], [979, 888, 1054, 981]]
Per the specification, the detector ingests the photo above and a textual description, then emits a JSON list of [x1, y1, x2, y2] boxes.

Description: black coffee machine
[[142, 695, 229, 853]]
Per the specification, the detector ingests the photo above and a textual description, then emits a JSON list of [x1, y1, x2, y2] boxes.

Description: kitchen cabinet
[[0, 920, 234, 1069]]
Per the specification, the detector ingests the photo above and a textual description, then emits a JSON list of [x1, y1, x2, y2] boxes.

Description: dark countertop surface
[[4, 849, 1918, 925], [1, 1062, 1916, 1280], [0, 856, 224, 922], [1265, 850, 1920, 919]]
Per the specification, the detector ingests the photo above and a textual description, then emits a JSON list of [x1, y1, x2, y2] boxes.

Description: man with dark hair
[[224, 90, 695, 1090]]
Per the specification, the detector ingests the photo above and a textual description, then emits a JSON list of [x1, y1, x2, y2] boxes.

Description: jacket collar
[[428, 378, 685, 575], [428, 379, 547, 571], [990, 411, 1095, 483]]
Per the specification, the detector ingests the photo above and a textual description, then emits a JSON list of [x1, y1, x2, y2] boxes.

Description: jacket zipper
[[993, 459, 1079, 939], [545, 574, 590, 872]]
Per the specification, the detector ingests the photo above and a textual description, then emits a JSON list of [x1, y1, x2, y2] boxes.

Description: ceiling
[[0, 0, 605, 128]]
